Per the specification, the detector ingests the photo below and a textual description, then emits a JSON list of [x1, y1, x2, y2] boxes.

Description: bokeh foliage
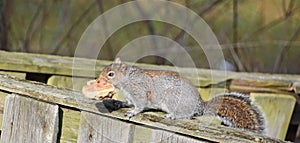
[[0, 0, 300, 73]]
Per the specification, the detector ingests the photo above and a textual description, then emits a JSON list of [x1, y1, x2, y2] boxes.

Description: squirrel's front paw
[[125, 110, 137, 118], [125, 108, 143, 118]]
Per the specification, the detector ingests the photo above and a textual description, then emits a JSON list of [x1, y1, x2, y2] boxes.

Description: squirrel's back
[[204, 93, 265, 133], [123, 66, 202, 119]]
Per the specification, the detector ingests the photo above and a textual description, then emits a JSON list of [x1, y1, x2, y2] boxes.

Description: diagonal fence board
[[78, 112, 210, 143], [78, 111, 135, 143], [0, 74, 105, 114], [0, 94, 59, 143], [152, 130, 212, 143], [0, 74, 289, 142]]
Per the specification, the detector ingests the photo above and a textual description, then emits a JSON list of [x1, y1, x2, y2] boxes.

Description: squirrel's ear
[[120, 64, 127, 74], [114, 57, 122, 64]]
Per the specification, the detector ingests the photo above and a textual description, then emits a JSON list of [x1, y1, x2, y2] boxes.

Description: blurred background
[[0, 0, 299, 74]]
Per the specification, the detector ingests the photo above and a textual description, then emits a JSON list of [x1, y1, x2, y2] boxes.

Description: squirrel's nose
[[96, 78, 108, 86]]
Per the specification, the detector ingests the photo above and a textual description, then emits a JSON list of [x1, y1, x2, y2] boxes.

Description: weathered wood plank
[[0, 50, 108, 77], [78, 111, 134, 143], [251, 93, 296, 139], [131, 125, 153, 143], [132, 123, 211, 143], [47, 75, 90, 90], [0, 71, 26, 134], [0, 74, 107, 115], [0, 74, 289, 142], [0, 71, 26, 79], [0, 92, 6, 134], [229, 79, 295, 94], [0, 50, 299, 92], [152, 130, 211, 143], [0, 94, 59, 143], [59, 107, 81, 143]]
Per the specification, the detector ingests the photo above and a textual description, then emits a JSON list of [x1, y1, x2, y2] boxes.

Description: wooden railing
[[0, 50, 298, 142]]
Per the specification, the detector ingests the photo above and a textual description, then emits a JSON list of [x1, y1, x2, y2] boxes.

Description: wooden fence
[[0, 50, 299, 142]]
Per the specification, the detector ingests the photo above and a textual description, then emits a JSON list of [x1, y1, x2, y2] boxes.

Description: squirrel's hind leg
[[161, 103, 194, 119]]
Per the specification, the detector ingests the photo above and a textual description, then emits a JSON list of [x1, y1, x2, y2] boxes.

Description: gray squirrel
[[92, 58, 265, 133]]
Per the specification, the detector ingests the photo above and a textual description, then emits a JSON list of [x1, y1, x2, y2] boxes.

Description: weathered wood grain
[[0, 94, 59, 143], [0, 72, 26, 103], [229, 79, 296, 97], [0, 50, 299, 93], [0, 74, 289, 143], [0, 74, 99, 112], [59, 107, 81, 143], [0, 71, 26, 135], [152, 129, 210, 143], [0, 50, 108, 77], [251, 93, 296, 139], [78, 111, 134, 143], [0, 92, 7, 131], [78, 112, 208, 143], [47, 75, 90, 91]]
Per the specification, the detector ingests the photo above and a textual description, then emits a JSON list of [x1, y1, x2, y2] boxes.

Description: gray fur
[[99, 58, 265, 133]]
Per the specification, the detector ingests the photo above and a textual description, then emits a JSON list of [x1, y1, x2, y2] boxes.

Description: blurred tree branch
[[273, 25, 300, 72], [173, 0, 223, 43], [161, 0, 224, 66], [96, 0, 114, 59], [38, 1, 52, 53], [273, 0, 297, 72], [52, 1, 96, 54], [135, 1, 165, 64], [273, 26, 300, 72], [0, 0, 5, 50], [246, 1, 299, 40], [23, 0, 45, 52], [0, 0, 10, 51], [49, 0, 69, 53], [232, 0, 245, 72]]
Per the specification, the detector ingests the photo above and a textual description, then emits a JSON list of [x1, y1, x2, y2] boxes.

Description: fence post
[[0, 94, 59, 143]]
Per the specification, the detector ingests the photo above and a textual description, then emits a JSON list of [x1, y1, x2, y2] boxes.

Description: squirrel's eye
[[107, 71, 115, 78]]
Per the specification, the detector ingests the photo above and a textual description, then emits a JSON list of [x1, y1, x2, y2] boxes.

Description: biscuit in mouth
[[82, 79, 116, 100]]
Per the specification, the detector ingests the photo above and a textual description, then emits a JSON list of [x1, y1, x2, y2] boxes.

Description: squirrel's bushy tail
[[203, 92, 265, 133]]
